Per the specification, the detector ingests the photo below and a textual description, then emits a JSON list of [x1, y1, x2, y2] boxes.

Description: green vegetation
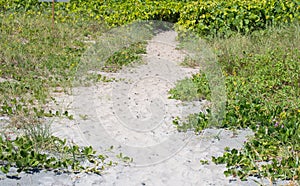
[[0, 0, 299, 183], [211, 24, 299, 183], [1, 0, 299, 37], [170, 24, 300, 182], [102, 42, 147, 72], [0, 134, 113, 175], [169, 73, 211, 101], [0, 11, 101, 114], [0, 13, 141, 175], [178, 0, 300, 37]]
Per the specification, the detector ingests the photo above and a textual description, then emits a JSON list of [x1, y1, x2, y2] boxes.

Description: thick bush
[[178, 0, 300, 36], [1, 0, 299, 36]]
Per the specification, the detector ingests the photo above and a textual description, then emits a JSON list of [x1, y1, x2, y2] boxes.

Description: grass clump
[[169, 72, 211, 101], [101, 42, 147, 72]]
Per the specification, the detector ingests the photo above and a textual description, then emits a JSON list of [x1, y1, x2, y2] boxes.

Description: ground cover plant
[[0, 0, 299, 184], [0, 133, 114, 175], [210, 24, 300, 183], [0, 12, 144, 175], [170, 24, 300, 183]]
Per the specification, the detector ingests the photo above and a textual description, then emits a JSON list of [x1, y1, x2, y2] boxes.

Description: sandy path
[[0, 31, 258, 186], [54, 31, 255, 185]]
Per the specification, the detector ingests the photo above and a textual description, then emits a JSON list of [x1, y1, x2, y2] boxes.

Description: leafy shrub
[[1, 0, 299, 37], [178, 0, 300, 37]]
